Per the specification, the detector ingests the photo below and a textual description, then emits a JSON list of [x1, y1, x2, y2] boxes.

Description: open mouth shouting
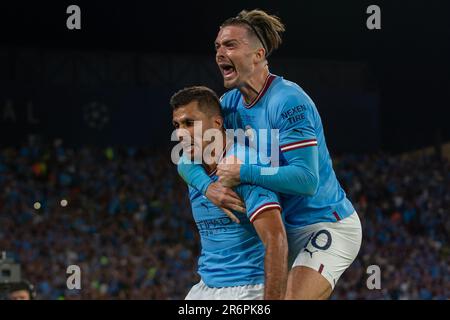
[[218, 62, 237, 80]]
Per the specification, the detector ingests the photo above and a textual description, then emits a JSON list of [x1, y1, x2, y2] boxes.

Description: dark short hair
[[170, 86, 223, 117], [8, 281, 34, 299]]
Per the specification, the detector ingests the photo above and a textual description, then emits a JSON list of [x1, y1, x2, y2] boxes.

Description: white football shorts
[[185, 280, 264, 300], [287, 211, 362, 289]]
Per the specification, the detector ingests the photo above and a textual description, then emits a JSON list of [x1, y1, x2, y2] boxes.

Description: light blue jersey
[[188, 143, 281, 288], [220, 74, 355, 228]]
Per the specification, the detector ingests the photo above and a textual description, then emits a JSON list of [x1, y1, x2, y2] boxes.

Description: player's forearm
[[177, 158, 212, 194], [240, 146, 319, 195], [263, 233, 288, 300], [241, 163, 318, 195]]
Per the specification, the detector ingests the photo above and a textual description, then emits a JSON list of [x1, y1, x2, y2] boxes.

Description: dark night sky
[[1, 1, 448, 58], [0, 0, 449, 151]]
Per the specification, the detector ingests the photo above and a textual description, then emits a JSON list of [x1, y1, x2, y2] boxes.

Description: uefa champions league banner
[[0, 85, 380, 151], [0, 86, 174, 147]]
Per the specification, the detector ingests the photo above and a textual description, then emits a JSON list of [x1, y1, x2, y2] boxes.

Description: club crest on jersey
[[245, 125, 256, 143]]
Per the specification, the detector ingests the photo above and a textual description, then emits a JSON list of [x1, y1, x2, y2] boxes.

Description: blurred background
[[0, 0, 448, 299]]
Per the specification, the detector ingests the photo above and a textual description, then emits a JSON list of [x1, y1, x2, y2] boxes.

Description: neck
[[239, 66, 270, 104], [203, 133, 228, 174]]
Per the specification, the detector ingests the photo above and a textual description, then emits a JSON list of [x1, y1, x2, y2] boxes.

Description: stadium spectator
[[0, 142, 448, 299]]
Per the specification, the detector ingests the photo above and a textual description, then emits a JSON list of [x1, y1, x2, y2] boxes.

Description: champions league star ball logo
[[83, 102, 110, 130]]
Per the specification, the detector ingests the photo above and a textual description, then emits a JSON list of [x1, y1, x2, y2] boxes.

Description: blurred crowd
[[0, 142, 198, 299], [0, 141, 448, 299], [333, 153, 449, 299]]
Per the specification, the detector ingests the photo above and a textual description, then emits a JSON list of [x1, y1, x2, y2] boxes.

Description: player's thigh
[[287, 212, 362, 296], [286, 265, 332, 300]]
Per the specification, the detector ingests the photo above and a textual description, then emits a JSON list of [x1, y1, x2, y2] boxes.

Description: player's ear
[[213, 115, 223, 129], [254, 47, 266, 63]]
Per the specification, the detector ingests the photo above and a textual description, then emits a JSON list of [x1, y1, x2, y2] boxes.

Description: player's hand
[[217, 155, 242, 188], [205, 182, 246, 223]]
